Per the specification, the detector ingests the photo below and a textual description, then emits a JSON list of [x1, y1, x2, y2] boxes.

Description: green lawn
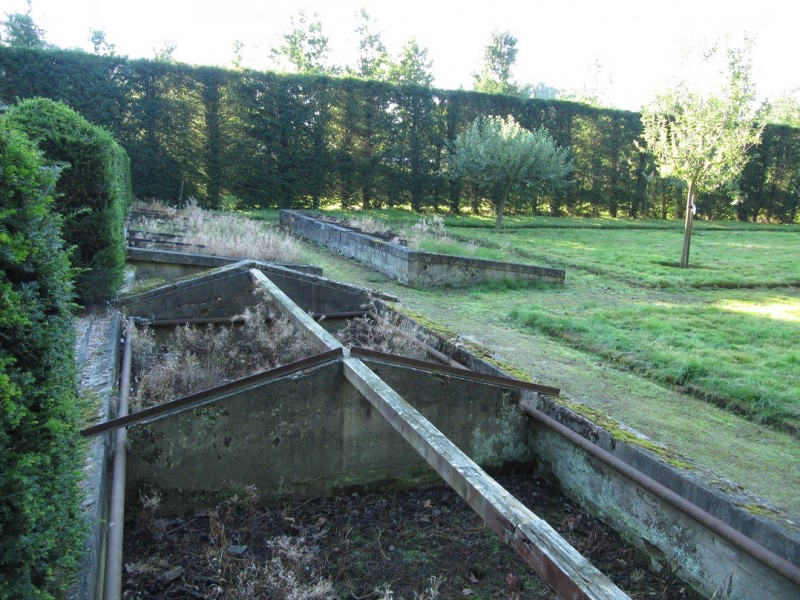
[[449, 227, 800, 288], [439, 226, 800, 433]]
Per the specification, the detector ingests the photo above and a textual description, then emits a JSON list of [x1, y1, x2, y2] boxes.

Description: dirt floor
[[122, 471, 690, 599]]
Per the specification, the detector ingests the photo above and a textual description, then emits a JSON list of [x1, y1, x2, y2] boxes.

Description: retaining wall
[[280, 210, 565, 286]]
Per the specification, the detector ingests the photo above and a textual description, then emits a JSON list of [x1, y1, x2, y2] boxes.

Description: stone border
[[280, 210, 565, 286]]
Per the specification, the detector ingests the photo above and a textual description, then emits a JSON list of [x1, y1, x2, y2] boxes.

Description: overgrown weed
[[335, 304, 433, 361], [130, 294, 315, 410], [130, 198, 302, 263]]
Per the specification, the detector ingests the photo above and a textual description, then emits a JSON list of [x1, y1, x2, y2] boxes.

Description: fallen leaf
[[462, 587, 474, 596]]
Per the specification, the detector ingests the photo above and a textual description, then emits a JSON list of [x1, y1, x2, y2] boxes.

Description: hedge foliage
[[0, 119, 85, 599], [0, 46, 797, 222], [3, 97, 131, 304]]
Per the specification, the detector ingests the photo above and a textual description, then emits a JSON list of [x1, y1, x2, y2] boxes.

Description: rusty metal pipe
[[308, 310, 369, 320], [521, 401, 800, 588], [103, 318, 134, 600]]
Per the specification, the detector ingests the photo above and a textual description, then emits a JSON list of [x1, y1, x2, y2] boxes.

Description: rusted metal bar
[[343, 356, 629, 599], [521, 400, 800, 589], [137, 316, 246, 327], [81, 348, 344, 438], [351, 346, 561, 396], [103, 318, 134, 600], [308, 310, 369, 320]]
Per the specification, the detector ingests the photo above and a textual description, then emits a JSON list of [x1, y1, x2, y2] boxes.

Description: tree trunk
[[494, 194, 507, 231], [680, 182, 695, 268]]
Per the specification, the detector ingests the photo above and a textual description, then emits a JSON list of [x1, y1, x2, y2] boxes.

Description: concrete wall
[[127, 247, 323, 281], [70, 311, 121, 600], [120, 260, 386, 321], [530, 420, 799, 599], [280, 210, 565, 286], [125, 360, 535, 511]]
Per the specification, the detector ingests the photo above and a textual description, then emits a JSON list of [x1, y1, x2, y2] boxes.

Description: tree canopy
[[1, 5, 47, 49], [269, 10, 333, 75], [473, 31, 520, 95], [449, 115, 573, 229], [641, 41, 764, 267]]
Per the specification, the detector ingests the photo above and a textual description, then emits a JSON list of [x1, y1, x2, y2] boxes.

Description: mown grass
[[249, 206, 800, 232], [448, 227, 800, 288], [509, 296, 800, 432]]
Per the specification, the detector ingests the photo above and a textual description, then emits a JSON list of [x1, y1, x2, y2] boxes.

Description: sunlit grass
[[509, 297, 800, 432], [717, 297, 800, 322]]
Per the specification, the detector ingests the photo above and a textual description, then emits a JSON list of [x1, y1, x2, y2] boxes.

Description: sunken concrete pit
[[79, 253, 800, 599], [280, 210, 566, 286]]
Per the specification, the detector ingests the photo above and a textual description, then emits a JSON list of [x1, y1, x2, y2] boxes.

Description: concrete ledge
[[70, 310, 121, 600], [280, 210, 565, 286], [127, 246, 323, 281]]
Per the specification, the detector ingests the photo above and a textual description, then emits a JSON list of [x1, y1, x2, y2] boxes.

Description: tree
[[389, 38, 434, 87], [764, 89, 800, 128], [270, 11, 334, 75], [449, 115, 572, 230], [473, 31, 521, 95], [1, 3, 47, 49], [89, 28, 115, 55], [351, 8, 389, 80], [640, 41, 764, 267], [153, 40, 177, 62]]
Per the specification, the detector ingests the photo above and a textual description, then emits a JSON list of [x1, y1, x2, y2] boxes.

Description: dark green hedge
[[0, 46, 797, 222], [3, 97, 131, 304], [0, 119, 85, 599]]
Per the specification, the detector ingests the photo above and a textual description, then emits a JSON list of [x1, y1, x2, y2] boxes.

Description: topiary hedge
[[0, 118, 86, 599], [4, 97, 131, 304]]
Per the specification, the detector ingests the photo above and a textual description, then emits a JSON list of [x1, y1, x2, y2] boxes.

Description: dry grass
[[130, 199, 302, 263], [335, 305, 434, 361], [130, 295, 315, 410], [346, 215, 391, 235]]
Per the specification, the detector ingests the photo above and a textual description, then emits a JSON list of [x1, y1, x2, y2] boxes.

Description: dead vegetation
[[130, 295, 315, 411], [334, 306, 434, 362], [123, 473, 689, 599], [129, 199, 302, 263]]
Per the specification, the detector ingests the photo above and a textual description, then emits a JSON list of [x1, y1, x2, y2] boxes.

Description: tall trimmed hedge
[[4, 98, 131, 304], [0, 46, 797, 222], [0, 119, 85, 599]]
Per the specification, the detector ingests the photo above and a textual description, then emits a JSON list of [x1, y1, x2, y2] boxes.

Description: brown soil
[[122, 472, 690, 599]]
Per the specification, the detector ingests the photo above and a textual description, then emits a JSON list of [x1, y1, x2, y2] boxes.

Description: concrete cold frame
[[81, 254, 800, 599], [280, 210, 566, 286]]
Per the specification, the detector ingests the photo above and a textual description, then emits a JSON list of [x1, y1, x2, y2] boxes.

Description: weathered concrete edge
[[70, 310, 121, 600], [126, 246, 323, 275]]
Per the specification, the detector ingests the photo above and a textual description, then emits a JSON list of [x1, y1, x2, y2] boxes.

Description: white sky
[[4, 0, 797, 111]]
